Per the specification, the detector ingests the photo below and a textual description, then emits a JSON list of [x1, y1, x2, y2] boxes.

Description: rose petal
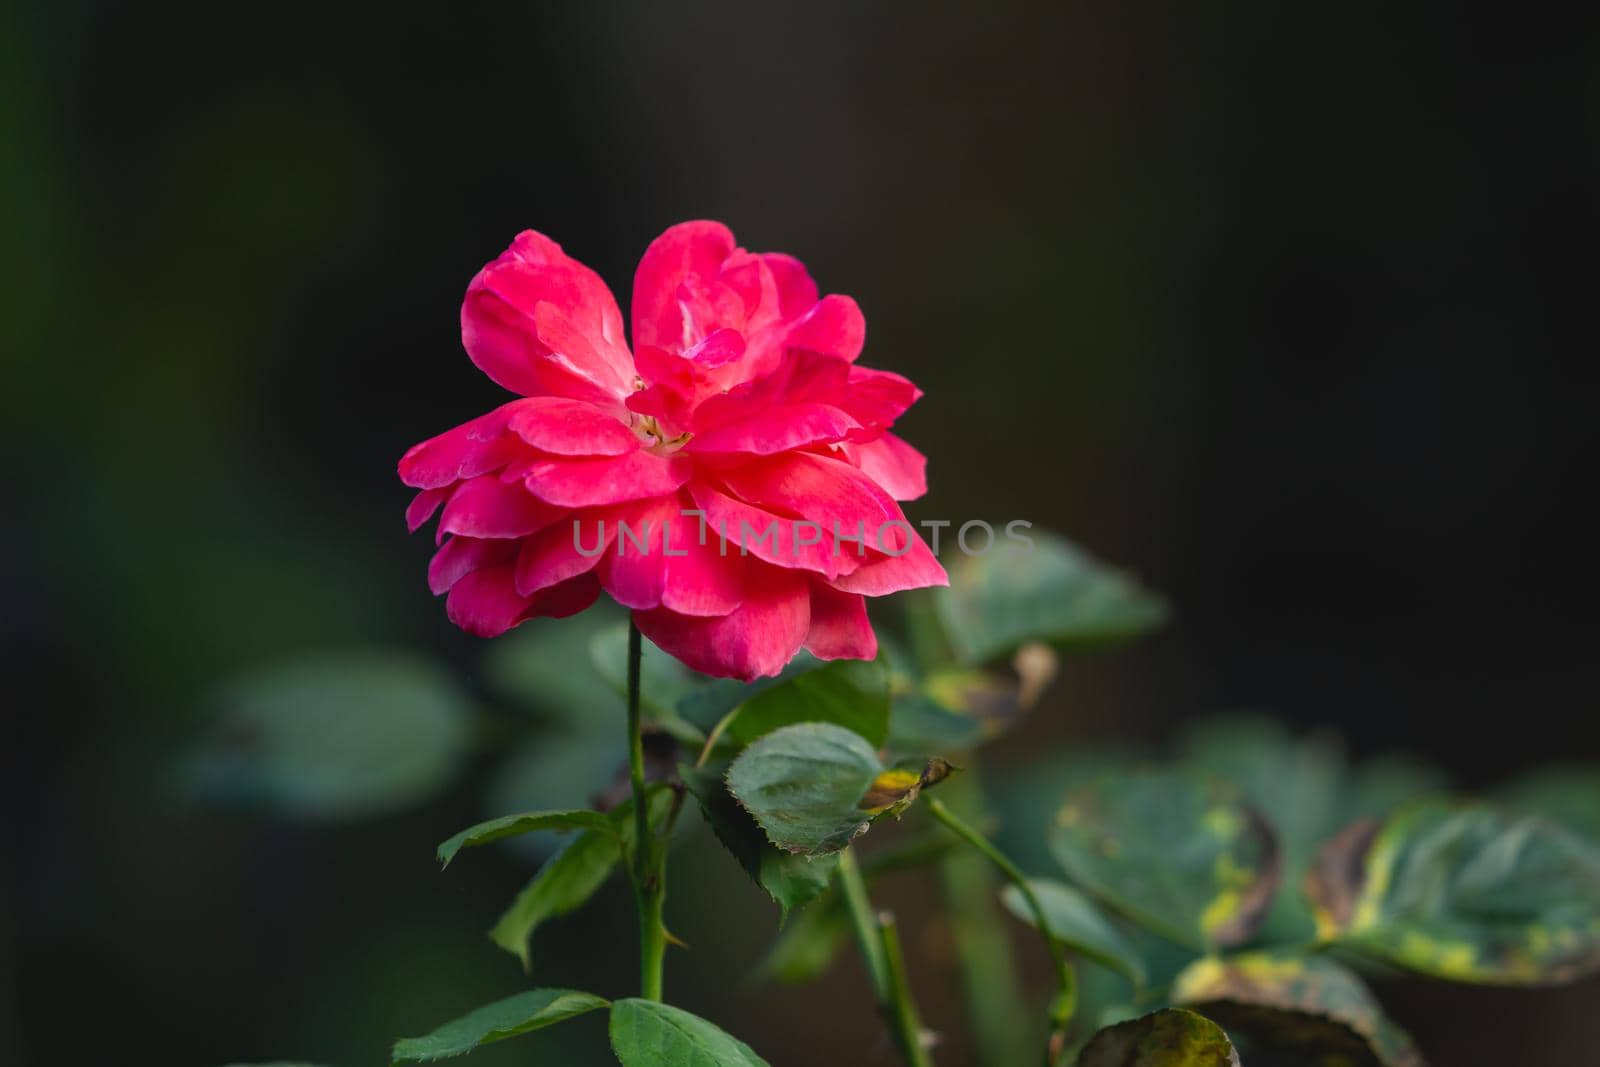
[[522, 451, 690, 508], [514, 514, 613, 596], [827, 528, 949, 596], [406, 487, 450, 532], [633, 566, 810, 681], [429, 536, 518, 596], [461, 230, 633, 402], [846, 433, 928, 501], [839, 365, 921, 434], [760, 253, 819, 320], [506, 396, 640, 456], [689, 402, 860, 456], [447, 565, 599, 637], [716, 451, 906, 551], [632, 221, 737, 353], [785, 293, 865, 362], [805, 582, 878, 661], [439, 474, 565, 540], [398, 401, 526, 489], [688, 482, 860, 579]]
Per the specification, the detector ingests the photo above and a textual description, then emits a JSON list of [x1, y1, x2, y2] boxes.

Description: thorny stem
[[626, 621, 666, 1000], [838, 848, 932, 1067], [928, 797, 1076, 1066]]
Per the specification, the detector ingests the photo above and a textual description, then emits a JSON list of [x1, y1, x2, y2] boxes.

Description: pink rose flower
[[399, 222, 946, 681]]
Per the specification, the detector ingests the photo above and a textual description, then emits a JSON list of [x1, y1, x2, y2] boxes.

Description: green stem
[[928, 797, 1075, 1065], [837, 850, 931, 1067], [878, 911, 935, 1067], [837, 848, 889, 998], [934, 771, 1034, 1067], [626, 622, 665, 1000]]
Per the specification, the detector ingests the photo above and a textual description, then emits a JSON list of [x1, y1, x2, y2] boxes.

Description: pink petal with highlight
[[522, 451, 691, 509], [506, 396, 640, 456], [633, 566, 810, 681], [439, 474, 565, 540], [631, 221, 737, 352], [847, 434, 928, 501]]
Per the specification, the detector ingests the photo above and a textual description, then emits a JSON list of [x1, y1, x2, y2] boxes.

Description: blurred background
[[5, 3, 1598, 1064]]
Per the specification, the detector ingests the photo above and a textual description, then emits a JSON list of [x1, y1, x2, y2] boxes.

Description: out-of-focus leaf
[[674, 652, 824, 735], [609, 999, 770, 1067], [681, 760, 838, 918], [480, 610, 623, 723], [391, 988, 608, 1063], [935, 531, 1167, 665], [1179, 715, 1345, 944], [1179, 716, 1451, 945], [436, 809, 615, 868], [490, 788, 670, 970], [1171, 952, 1423, 1067], [728, 657, 890, 748], [886, 666, 1035, 758], [756, 890, 851, 983], [725, 723, 950, 855], [988, 749, 1143, 876], [1496, 765, 1600, 842], [186, 651, 472, 821], [1001, 878, 1146, 986], [1308, 800, 1600, 985], [756, 826, 962, 983], [1076, 1008, 1239, 1066], [1050, 770, 1280, 950], [591, 622, 702, 740]]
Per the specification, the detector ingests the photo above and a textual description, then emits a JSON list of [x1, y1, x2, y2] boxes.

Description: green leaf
[[490, 788, 670, 970], [1307, 800, 1600, 985], [482, 729, 625, 859], [609, 999, 770, 1066], [681, 760, 839, 917], [728, 657, 891, 748], [725, 723, 951, 856], [1178, 715, 1346, 945], [1171, 951, 1422, 1067], [391, 988, 608, 1063], [1049, 769, 1280, 950], [1000, 878, 1146, 986], [935, 531, 1167, 665], [436, 809, 615, 868], [185, 651, 471, 821], [1076, 1008, 1239, 1066]]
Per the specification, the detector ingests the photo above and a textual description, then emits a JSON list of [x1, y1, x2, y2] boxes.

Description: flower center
[[633, 414, 692, 455]]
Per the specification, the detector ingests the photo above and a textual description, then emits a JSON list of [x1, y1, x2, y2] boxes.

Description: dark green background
[[5, 4, 1597, 1064]]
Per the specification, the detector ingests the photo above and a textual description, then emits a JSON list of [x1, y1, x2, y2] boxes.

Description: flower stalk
[[626, 621, 667, 1000]]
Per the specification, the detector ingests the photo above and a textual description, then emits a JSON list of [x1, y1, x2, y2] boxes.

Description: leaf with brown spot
[[1310, 800, 1600, 985]]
